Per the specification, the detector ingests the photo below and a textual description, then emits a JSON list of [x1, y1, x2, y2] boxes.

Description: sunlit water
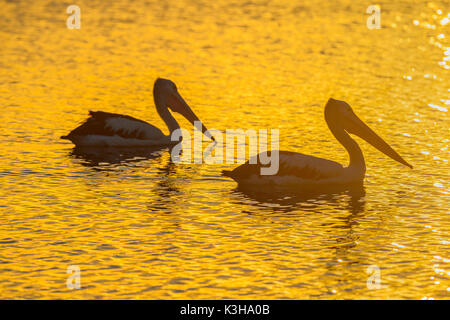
[[0, 0, 449, 299]]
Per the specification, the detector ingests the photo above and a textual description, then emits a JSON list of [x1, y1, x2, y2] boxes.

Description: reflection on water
[[233, 184, 366, 215], [0, 0, 449, 299], [70, 146, 168, 168]]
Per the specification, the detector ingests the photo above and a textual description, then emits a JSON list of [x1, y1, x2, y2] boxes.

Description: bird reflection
[[70, 145, 183, 213], [146, 157, 183, 214], [69, 146, 169, 169], [231, 183, 366, 215]]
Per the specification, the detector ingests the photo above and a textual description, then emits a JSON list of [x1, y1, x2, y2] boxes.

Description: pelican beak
[[345, 111, 413, 169], [169, 91, 215, 141]]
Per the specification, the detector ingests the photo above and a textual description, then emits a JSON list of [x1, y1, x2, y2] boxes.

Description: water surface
[[0, 0, 449, 299]]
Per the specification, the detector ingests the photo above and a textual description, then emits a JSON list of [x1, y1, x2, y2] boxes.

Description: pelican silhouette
[[61, 78, 213, 147], [223, 98, 412, 188]]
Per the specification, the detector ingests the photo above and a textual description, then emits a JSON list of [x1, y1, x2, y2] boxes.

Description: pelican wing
[[62, 111, 165, 140], [223, 151, 344, 182], [276, 151, 344, 179]]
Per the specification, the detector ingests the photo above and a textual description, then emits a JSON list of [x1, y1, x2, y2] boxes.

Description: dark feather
[[223, 151, 340, 181], [62, 111, 152, 140]]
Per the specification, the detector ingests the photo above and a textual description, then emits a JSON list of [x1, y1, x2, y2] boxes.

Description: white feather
[[105, 117, 166, 140]]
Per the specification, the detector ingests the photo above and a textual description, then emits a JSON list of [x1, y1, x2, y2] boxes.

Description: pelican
[[61, 78, 213, 147], [223, 98, 412, 189]]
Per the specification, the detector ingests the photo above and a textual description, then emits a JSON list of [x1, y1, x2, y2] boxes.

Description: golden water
[[0, 0, 449, 299]]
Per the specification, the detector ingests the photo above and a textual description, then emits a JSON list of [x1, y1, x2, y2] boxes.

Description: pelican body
[[223, 98, 412, 188], [61, 78, 212, 147]]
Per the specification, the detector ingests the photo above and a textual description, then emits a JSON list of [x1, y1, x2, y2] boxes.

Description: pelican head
[[325, 98, 412, 169], [153, 78, 213, 140]]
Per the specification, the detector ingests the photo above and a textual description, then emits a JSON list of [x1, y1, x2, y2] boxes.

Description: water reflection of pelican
[[223, 98, 412, 190], [61, 78, 213, 147], [69, 145, 168, 168], [232, 183, 366, 215]]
